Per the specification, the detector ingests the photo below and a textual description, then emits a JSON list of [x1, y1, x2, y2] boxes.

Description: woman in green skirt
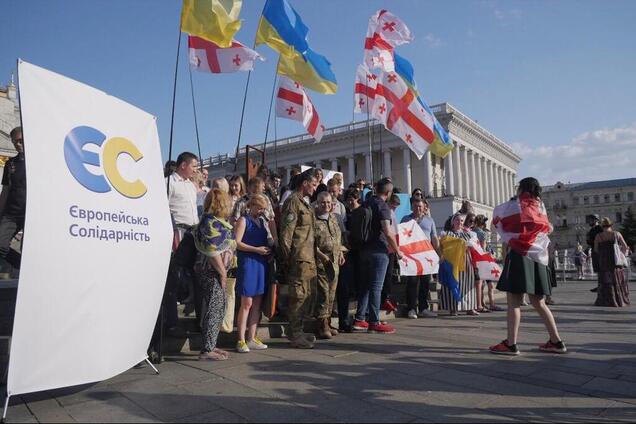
[[489, 177, 567, 356]]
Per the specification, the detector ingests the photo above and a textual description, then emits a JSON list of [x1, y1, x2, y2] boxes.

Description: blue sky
[[2, 0, 635, 185]]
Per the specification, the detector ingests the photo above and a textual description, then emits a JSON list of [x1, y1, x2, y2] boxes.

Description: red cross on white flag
[[276, 76, 325, 143], [363, 9, 414, 72], [354, 64, 378, 114], [188, 36, 263, 74], [398, 219, 439, 276], [466, 238, 503, 282], [371, 71, 436, 159]]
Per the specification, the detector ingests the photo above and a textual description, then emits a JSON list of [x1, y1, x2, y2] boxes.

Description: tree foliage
[[621, 207, 636, 250]]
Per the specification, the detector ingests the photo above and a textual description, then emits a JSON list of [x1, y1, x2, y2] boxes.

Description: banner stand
[[3, 394, 9, 422], [145, 357, 160, 375]]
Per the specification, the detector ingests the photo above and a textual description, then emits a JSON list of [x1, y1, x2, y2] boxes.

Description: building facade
[[204, 103, 522, 231], [0, 77, 20, 167], [542, 178, 636, 248]]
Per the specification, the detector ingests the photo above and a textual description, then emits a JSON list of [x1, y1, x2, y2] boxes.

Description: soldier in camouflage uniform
[[279, 169, 319, 349], [314, 192, 345, 339]]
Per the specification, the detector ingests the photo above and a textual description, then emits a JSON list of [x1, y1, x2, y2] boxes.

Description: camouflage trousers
[[287, 260, 317, 338], [316, 263, 339, 319]]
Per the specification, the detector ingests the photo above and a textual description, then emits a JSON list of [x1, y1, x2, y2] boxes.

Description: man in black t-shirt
[[352, 178, 403, 334], [586, 214, 603, 292], [0, 127, 26, 278]]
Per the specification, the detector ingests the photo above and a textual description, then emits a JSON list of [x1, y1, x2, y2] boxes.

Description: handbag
[[263, 258, 278, 319], [613, 234, 629, 268]]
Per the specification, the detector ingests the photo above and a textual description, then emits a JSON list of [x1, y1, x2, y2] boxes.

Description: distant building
[[0, 76, 20, 168], [204, 103, 522, 233], [542, 178, 636, 248]]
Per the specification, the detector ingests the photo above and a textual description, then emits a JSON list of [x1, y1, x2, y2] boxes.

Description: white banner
[[8, 61, 172, 396]]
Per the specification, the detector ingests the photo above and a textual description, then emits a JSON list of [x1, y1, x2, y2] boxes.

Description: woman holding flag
[[489, 177, 567, 356]]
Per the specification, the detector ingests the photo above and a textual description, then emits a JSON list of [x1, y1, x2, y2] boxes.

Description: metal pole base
[[2, 394, 10, 423], [145, 358, 159, 375]]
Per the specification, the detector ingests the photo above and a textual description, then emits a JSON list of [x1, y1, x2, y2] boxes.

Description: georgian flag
[[467, 239, 503, 282], [364, 9, 413, 72], [188, 35, 263, 74], [492, 193, 552, 266], [353, 64, 377, 114], [398, 219, 440, 276], [275, 76, 325, 143], [371, 71, 436, 159]]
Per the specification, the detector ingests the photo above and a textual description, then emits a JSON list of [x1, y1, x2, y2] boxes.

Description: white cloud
[[514, 123, 636, 185], [423, 33, 442, 48]]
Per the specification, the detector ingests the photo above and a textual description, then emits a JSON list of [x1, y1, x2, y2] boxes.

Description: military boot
[[290, 335, 314, 349], [318, 318, 332, 339]]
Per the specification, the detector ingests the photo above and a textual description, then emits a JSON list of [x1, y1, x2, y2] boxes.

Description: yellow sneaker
[[236, 340, 250, 353], [247, 337, 268, 350]]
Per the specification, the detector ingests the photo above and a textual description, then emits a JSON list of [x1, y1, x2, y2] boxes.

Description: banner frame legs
[[145, 358, 159, 375], [2, 393, 10, 422]]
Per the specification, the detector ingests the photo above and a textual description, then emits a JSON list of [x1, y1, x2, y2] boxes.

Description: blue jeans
[[355, 248, 390, 325]]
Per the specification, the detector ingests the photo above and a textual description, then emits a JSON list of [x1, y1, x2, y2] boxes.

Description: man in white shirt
[[167, 152, 199, 244], [163, 151, 199, 337]]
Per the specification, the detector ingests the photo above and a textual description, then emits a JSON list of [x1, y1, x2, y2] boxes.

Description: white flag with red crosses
[[371, 71, 436, 159], [467, 239, 503, 282], [188, 36, 263, 74], [398, 219, 440, 276], [364, 9, 414, 72], [353, 64, 378, 114], [276, 76, 325, 143]]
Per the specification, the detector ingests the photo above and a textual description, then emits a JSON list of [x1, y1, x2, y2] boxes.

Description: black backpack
[[348, 205, 373, 249]]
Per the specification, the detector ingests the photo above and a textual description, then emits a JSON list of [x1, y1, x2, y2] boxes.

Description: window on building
[[628, 192, 634, 201], [563, 218, 567, 227], [616, 212, 623, 223], [604, 194, 610, 203], [573, 196, 579, 205], [584, 196, 589, 205], [615, 193, 621, 202], [593, 195, 599, 204]]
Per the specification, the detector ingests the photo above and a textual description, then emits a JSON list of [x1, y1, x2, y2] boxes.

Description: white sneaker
[[418, 309, 438, 318], [407, 309, 418, 319], [247, 337, 268, 350]]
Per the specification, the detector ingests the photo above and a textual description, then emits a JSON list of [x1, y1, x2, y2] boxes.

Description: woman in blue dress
[[234, 194, 278, 353]]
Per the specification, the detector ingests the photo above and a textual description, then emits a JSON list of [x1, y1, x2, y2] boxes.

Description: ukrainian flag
[[256, 0, 337, 94], [395, 54, 454, 158], [181, 0, 242, 48]]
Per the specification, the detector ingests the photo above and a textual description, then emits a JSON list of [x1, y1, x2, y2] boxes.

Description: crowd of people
[[161, 151, 609, 361]]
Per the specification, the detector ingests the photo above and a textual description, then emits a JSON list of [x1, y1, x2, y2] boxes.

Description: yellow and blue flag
[[394, 53, 454, 158], [255, 0, 337, 94], [181, 0, 242, 48]]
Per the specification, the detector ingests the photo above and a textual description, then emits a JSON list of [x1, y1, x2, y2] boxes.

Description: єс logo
[[64, 126, 147, 198]]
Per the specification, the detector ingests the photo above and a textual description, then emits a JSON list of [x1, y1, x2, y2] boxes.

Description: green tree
[[621, 207, 636, 250]]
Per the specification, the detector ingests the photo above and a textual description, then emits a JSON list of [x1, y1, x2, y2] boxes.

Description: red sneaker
[[352, 320, 369, 331], [380, 300, 398, 313], [369, 322, 396, 334], [489, 340, 520, 356], [539, 340, 567, 354]]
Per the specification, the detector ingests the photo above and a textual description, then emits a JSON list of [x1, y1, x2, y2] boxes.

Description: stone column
[[468, 150, 477, 201], [423, 150, 433, 197], [497, 165, 504, 204], [347, 156, 356, 185], [460, 146, 469, 199], [402, 148, 412, 194], [285, 167, 291, 184], [452, 144, 462, 199], [364, 152, 372, 182], [382, 149, 392, 178], [490, 161, 498, 206], [511, 172, 516, 195], [330, 158, 339, 172], [474, 153, 482, 204], [444, 150, 455, 196]]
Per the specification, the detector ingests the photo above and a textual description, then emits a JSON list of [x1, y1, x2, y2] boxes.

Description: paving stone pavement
[[4, 281, 636, 423]]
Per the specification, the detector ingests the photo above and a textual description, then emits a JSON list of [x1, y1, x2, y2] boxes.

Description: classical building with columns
[[0, 77, 20, 168], [204, 103, 522, 231]]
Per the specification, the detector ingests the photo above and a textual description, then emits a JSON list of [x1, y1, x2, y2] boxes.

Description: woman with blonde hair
[[228, 175, 246, 211], [594, 217, 630, 307], [234, 194, 276, 353], [194, 189, 236, 361]]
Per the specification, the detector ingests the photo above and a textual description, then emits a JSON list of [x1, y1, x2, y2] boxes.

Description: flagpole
[[188, 66, 204, 170], [167, 30, 182, 184], [365, 77, 374, 185], [262, 65, 279, 166], [233, 70, 252, 172]]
